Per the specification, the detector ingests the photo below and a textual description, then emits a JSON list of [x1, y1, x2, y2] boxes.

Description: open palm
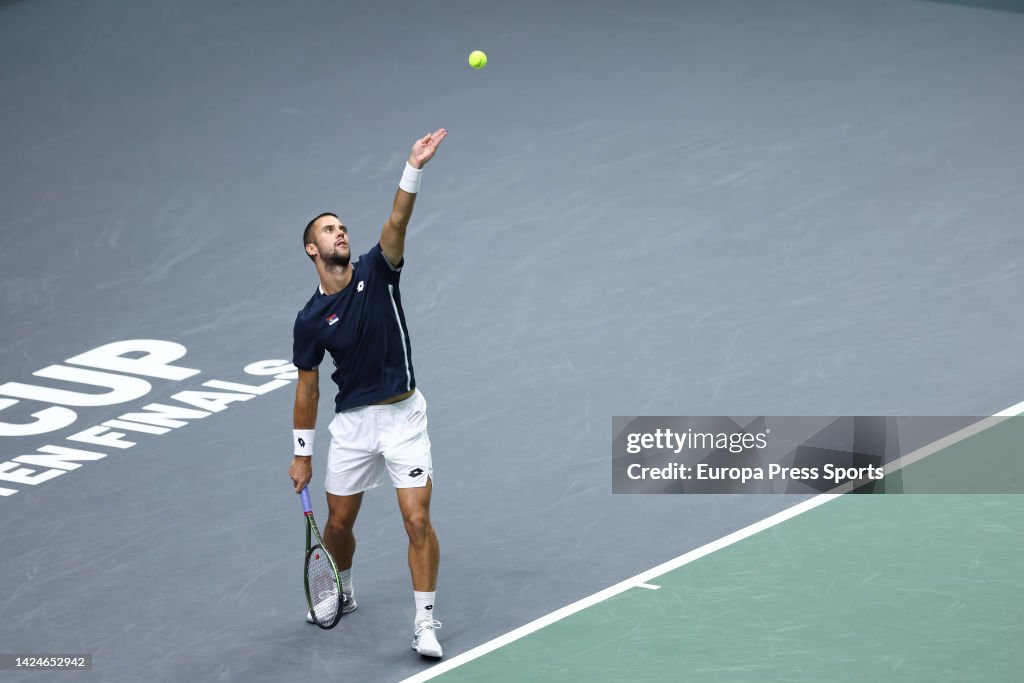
[[409, 128, 447, 169]]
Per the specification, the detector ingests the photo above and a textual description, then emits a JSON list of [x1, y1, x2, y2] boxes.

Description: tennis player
[[288, 129, 447, 658]]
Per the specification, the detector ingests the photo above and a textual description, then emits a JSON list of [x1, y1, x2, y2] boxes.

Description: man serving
[[288, 128, 447, 658]]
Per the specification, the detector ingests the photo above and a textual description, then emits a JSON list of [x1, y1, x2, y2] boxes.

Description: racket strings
[[306, 547, 340, 624]]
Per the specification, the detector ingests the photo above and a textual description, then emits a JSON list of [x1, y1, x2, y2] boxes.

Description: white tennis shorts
[[325, 389, 433, 496]]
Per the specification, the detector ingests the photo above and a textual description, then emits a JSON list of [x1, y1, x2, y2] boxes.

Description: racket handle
[[300, 486, 313, 515]]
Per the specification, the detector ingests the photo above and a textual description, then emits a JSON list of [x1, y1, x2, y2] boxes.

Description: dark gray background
[[2, 1, 1023, 681]]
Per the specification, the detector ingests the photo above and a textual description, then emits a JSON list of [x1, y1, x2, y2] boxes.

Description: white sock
[[340, 568, 353, 597], [414, 591, 436, 624]]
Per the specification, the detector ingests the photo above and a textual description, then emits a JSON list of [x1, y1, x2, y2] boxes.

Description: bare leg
[[396, 478, 439, 591], [324, 491, 364, 571]]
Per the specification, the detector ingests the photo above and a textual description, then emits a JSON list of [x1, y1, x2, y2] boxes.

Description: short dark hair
[[303, 212, 337, 261]]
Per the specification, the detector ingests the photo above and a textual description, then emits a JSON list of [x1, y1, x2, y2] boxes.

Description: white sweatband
[[399, 162, 422, 194], [293, 429, 315, 456]]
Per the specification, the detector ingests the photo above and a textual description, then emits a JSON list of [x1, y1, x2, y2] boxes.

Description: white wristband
[[399, 162, 422, 194], [293, 429, 315, 456]]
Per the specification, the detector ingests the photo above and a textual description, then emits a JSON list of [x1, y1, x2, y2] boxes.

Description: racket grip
[[300, 487, 313, 514]]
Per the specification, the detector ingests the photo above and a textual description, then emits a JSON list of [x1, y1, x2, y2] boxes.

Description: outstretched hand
[[408, 128, 447, 169]]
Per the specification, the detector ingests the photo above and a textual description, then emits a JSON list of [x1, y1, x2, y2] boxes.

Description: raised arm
[[380, 128, 447, 267], [289, 367, 320, 493]]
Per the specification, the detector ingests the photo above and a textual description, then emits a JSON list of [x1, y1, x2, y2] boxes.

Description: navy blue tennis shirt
[[292, 243, 416, 413]]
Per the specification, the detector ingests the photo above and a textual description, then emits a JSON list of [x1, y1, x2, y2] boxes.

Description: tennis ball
[[468, 50, 487, 69]]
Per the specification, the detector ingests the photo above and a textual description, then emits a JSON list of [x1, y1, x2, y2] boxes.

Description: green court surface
[[431, 419, 1024, 682]]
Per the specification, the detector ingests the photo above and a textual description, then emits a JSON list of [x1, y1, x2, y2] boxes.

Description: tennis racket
[[301, 486, 343, 629]]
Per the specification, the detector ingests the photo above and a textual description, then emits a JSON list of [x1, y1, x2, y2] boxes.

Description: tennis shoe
[[305, 591, 357, 624], [412, 619, 443, 658]]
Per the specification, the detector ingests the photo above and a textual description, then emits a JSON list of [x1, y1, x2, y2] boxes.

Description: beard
[[322, 247, 351, 269]]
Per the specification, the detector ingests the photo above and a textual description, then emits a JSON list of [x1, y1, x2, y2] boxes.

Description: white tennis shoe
[[305, 592, 357, 624], [412, 619, 443, 658]]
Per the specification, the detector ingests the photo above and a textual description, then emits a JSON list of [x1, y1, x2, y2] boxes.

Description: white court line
[[636, 583, 661, 590], [399, 402, 1024, 683]]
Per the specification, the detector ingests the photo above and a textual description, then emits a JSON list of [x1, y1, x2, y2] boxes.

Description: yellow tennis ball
[[468, 50, 487, 69]]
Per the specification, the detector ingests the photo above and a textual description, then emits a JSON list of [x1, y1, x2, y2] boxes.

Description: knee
[[403, 511, 433, 543], [326, 513, 356, 536]]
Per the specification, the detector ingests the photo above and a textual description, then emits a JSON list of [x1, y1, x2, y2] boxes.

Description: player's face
[[311, 216, 350, 267]]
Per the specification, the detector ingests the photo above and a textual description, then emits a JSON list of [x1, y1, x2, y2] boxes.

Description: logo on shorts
[[409, 468, 424, 478], [357, 281, 365, 293], [326, 313, 339, 326]]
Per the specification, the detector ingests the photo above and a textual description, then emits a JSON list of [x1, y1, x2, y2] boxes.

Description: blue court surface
[[2, 1, 1023, 681]]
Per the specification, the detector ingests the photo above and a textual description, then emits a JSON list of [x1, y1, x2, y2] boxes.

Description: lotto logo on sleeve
[[326, 314, 339, 326]]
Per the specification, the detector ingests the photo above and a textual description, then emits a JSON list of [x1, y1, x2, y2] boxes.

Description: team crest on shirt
[[326, 313, 339, 326]]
